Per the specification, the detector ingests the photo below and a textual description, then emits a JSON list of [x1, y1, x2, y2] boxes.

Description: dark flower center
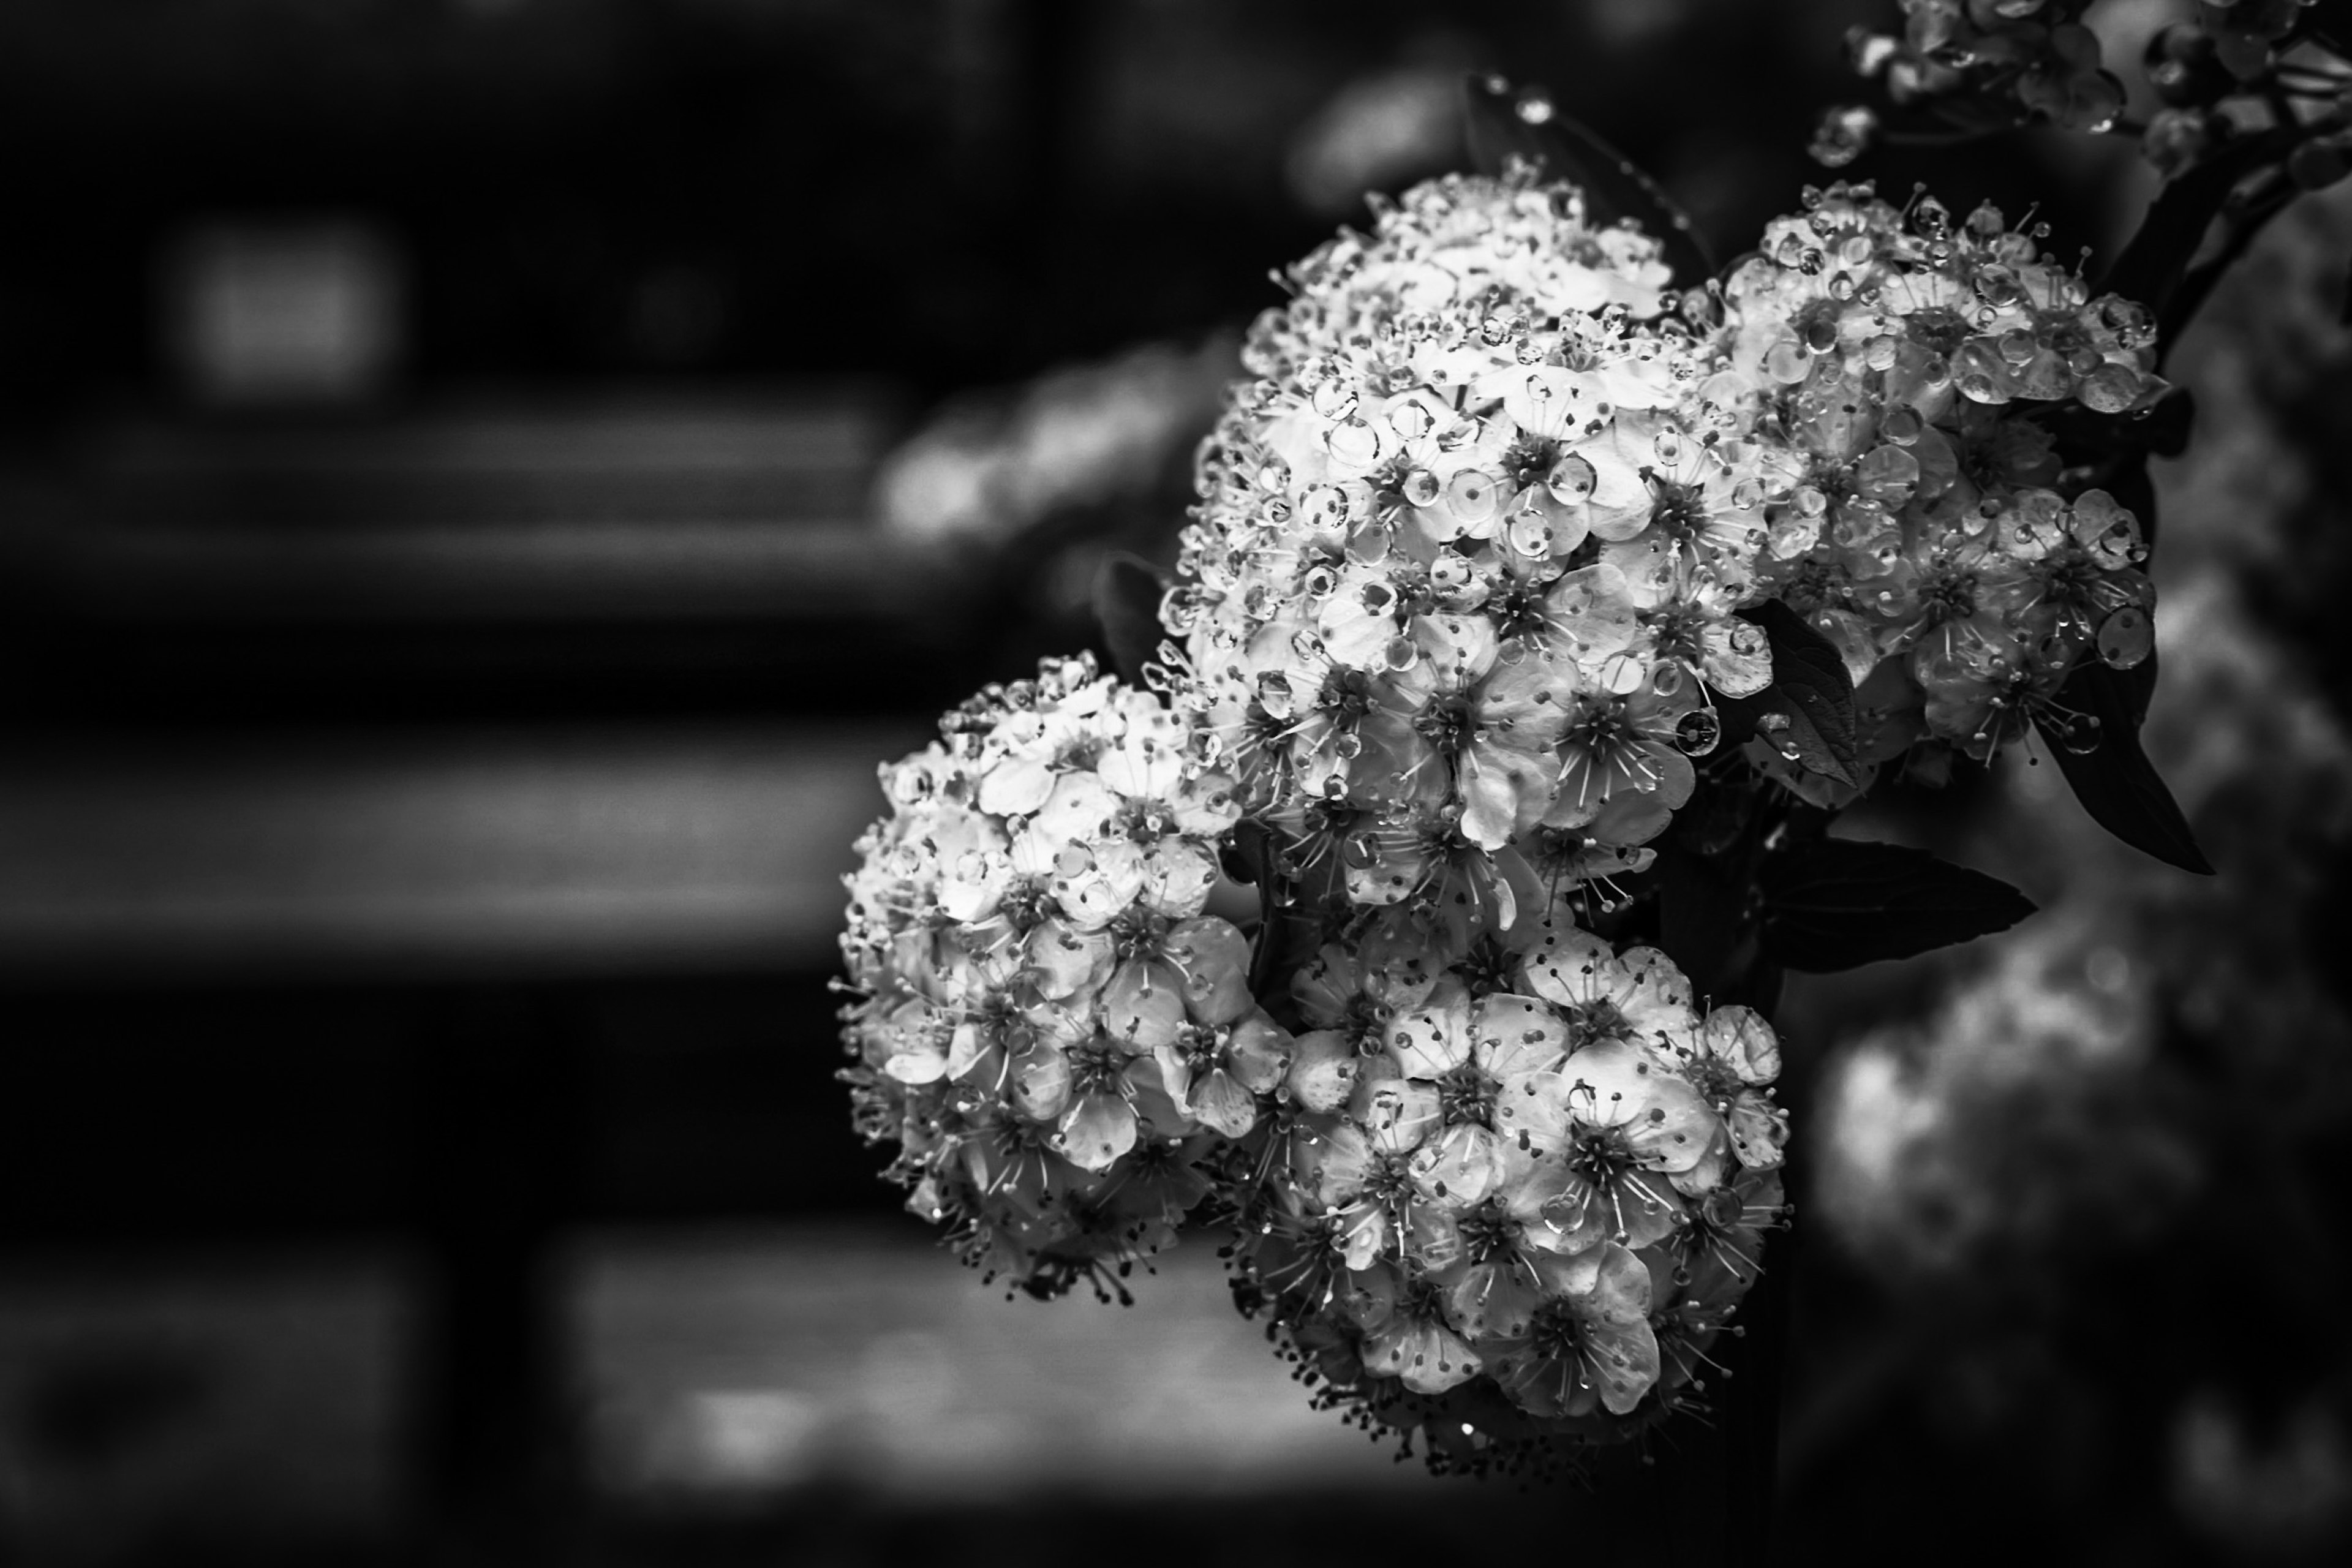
[[1566, 1124, 1636, 1185], [1646, 476, 1705, 540], [1459, 1199, 1523, 1264], [999, 876, 1052, 934], [1437, 1063, 1498, 1128], [1362, 1150, 1417, 1208], [1317, 667, 1378, 726], [1501, 434, 1562, 492], [1413, 696, 1477, 756], [1109, 909, 1170, 962], [1066, 1042, 1128, 1096], [1919, 565, 1980, 625]]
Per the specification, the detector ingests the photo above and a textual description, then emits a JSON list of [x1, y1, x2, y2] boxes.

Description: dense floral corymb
[[1170, 162, 1780, 966], [1227, 922, 1788, 1465], [839, 653, 1292, 1300], [1721, 181, 2167, 794]]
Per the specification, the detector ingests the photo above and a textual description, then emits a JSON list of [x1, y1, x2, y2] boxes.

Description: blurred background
[[0, 1, 2345, 1563]]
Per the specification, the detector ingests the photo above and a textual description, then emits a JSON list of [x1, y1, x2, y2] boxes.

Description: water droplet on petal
[[1447, 469, 1497, 524], [1547, 454, 1597, 505], [1684, 705, 1721, 761], [2096, 607, 2153, 669], [1389, 401, 1434, 440], [1311, 380, 1359, 421], [1506, 510, 1556, 557], [1598, 651, 1648, 696], [1326, 418, 1382, 467], [1403, 469, 1442, 508], [2079, 363, 2143, 415]]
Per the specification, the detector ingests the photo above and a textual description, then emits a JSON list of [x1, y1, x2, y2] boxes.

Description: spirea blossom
[[1168, 162, 1779, 963], [1721, 182, 2167, 780], [1227, 921, 1788, 1468], [839, 653, 1293, 1300], [1834, 1, 2127, 145]]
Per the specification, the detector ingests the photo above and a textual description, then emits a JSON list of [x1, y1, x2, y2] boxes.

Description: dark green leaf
[[1221, 819, 1273, 888], [1656, 843, 1752, 1003], [1717, 601, 1861, 786], [1460, 74, 1716, 288], [2100, 132, 2283, 368], [1759, 839, 2037, 971], [1092, 552, 1169, 686], [2037, 660, 2213, 873], [2038, 388, 2195, 466]]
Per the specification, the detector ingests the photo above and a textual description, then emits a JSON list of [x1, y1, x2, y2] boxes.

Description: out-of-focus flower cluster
[[1169, 162, 1776, 963], [875, 336, 1233, 554], [1816, 1, 2125, 167], [1814, 914, 2190, 1279], [1724, 182, 2167, 782], [1228, 923, 1787, 1467], [1819, 0, 2347, 182], [839, 653, 1284, 1301]]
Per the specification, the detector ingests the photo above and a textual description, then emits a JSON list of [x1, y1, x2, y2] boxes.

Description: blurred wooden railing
[[0, 389, 994, 1556]]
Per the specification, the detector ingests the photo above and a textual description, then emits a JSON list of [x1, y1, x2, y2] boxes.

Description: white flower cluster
[[840, 654, 1295, 1300], [835, 160, 2195, 1462], [1724, 183, 2165, 782], [1168, 163, 1780, 961], [1232, 923, 1787, 1462]]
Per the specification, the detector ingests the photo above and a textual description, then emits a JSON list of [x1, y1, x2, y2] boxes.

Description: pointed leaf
[[1656, 843, 1752, 1003], [2037, 660, 2212, 874], [1220, 818, 1274, 888], [1093, 552, 1170, 686], [1758, 840, 2037, 971], [1716, 601, 1861, 786], [1460, 74, 1715, 287]]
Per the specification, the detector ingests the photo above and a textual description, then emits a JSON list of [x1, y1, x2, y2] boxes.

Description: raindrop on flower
[[1311, 380, 1359, 421], [1447, 469, 1497, 524], [1506, 510, 1556, 557], [2079, 363, 2143, 415], [1598, 651, 1648, 696], [2051, 710, 2103, 755], [1958, 370, 2003, 403], [1300, 484, 1348, 529], [1765, 341, 1811, 384], [2096, 607, 2154, 669], [1389, 401, 1434, 439], [1516, 94, 1555, 126], [1547, 454, 1598, 504], [1327, 418, 1383, 467], [1674, 707, 1721, 757]]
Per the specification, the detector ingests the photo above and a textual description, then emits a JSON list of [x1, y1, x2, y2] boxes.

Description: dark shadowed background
[[1, 1, 2347, 1564]]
